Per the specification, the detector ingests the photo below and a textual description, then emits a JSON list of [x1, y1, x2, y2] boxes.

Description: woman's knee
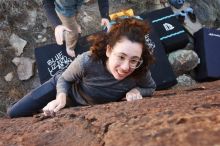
[[7, 106, 17, 118]]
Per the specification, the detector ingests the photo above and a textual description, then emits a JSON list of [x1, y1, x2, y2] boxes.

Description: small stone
[[168, 50, 200, 75], [177, 74, 196, 87], [42, 22, 48, 28], [37, 35, 43, 39], [9, 33, 27, 56], [41, 37, 47, 43], [4, 72, 13, 82], [12, 57, 35, 80], [42, 29, 47, 34]]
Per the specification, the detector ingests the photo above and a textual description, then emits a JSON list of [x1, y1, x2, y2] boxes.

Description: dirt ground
[[0, 80, 220, 146]]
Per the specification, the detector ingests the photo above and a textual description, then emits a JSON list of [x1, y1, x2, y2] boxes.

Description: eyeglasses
[[113, 53, 143, 69]]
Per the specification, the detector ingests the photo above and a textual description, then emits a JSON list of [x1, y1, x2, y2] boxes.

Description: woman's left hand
[[126, 88, 143, 101]]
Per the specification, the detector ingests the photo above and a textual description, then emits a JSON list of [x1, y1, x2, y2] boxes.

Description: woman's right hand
[[43, 92, 67, 116], [55, 25, 72, 45], [126, 88, 143, 101]]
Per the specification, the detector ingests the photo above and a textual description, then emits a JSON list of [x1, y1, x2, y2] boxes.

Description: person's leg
[[7, 75, 59, 118], [42, 0, 62, 28], [56, 12, 79, 55]]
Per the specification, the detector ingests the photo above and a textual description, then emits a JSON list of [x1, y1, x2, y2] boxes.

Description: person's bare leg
[[56, 12, 79, 57]]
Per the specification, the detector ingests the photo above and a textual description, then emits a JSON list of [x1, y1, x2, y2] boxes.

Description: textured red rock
[[0, 80, 220, 146]]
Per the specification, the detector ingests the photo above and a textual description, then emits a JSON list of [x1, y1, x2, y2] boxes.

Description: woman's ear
[[106, 45, 112, 57]]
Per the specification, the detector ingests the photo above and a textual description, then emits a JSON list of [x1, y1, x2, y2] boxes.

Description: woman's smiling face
[[106, 37, 143, 80]]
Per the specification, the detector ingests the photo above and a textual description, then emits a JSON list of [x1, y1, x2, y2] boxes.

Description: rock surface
[[1, 1, 220, 145], [188, 0, 220, 26], [168, 50, 199, 75], [1, 80, 220, 146]]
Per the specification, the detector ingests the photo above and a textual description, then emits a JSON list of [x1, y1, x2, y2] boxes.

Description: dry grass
[[0, 0, 41, 117], [0, 0, 26, 26], [0, 0, 24, 14], [7, 87, 23, 100], [128, 0, 155, 5], [0, 48, 24, 116], [0, 0, 40, 25], [0, 78, 26, 117], [0, 48, 15, 76], [0, 0, 40, 12], [0, 100, 9, 117]]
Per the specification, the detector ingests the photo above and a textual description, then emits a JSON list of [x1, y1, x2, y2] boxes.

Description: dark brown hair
[[88, 18, 155, 78]]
